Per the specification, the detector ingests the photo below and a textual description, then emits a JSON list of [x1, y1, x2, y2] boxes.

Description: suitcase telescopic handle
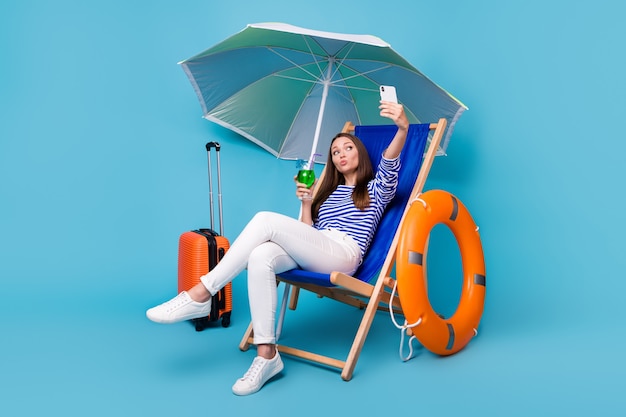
[[205, 142, 224, 235], [206, 142, 221, 151]]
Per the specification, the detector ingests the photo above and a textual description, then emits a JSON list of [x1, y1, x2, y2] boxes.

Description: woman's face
[[331, 135, 360, 177]]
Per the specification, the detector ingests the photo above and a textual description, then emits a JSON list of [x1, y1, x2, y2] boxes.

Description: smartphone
[[379, 85, 398, 103]]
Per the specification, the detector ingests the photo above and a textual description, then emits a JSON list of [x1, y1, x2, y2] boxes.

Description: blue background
[[1, 0, 625, 415]]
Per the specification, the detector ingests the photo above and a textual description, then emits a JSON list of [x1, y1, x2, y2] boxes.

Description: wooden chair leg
[[341, 287, 384, 381], [239, 322, 254, 351], [289, 286, 300, 310]]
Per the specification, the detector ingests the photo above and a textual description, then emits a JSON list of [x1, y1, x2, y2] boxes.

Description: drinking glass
[[296, 159, 315, 200]]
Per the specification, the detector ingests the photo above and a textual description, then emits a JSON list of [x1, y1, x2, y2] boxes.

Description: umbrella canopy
[[180, 22, 467, 162]]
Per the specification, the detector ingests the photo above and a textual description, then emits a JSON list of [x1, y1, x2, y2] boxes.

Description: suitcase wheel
[[193, 317, 209, 332], [221, 312, 231, 328]]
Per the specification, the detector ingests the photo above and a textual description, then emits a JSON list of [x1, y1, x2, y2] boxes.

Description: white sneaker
[[146, 291, 212, 324], [232, 352, 284, 396]]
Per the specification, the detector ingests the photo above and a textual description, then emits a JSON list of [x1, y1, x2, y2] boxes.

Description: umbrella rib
[[334, 63, 393, 83], [273, 73, 322, 85], [266, 46, 326, 84]]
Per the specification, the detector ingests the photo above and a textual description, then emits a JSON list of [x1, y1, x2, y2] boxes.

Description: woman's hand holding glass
[[294, 175, 315, 201]]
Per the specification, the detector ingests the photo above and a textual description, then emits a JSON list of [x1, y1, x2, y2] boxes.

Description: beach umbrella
[[180, 22, 467, 163]]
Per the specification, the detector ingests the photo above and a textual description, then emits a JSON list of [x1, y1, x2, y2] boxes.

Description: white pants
[[200, 211, 361, 345]]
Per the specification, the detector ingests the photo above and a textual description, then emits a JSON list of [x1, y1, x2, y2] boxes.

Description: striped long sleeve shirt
[[313, 155, 400, 256]]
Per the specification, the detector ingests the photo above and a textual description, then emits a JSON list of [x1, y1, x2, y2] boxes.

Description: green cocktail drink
[[297, 169, 315, 188]]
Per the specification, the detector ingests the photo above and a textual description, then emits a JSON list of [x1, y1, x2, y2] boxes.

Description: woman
[[147, 100, 409, 395]]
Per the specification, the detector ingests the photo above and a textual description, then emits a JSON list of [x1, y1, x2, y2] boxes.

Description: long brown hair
[[311, 133, 374, 220]]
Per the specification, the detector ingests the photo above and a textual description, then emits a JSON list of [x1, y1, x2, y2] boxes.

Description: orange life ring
[[396, 190, 486, 356]]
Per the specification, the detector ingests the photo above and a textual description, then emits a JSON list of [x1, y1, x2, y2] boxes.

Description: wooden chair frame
[[239, 118, 447, 380]]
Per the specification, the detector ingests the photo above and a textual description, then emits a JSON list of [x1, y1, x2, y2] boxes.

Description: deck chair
[[239, 118, 448, 381]]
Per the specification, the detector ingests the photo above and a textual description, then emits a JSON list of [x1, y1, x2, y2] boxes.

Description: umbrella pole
[[309, 61, 333, 165]]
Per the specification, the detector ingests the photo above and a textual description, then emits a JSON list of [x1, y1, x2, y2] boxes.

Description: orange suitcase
[[177, 142, 232, 330]]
